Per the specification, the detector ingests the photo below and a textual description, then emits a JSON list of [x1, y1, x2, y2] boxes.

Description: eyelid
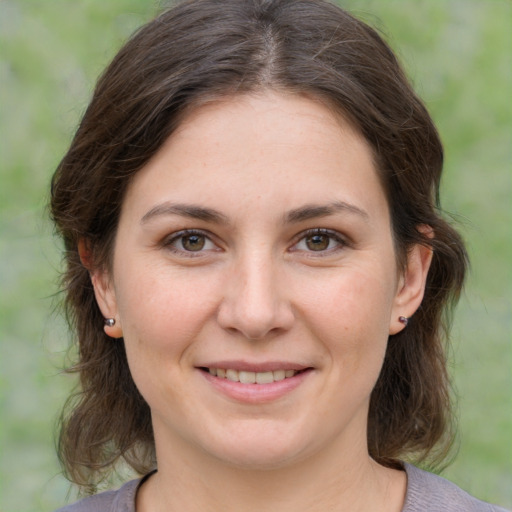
[[160, 227, 349, 257], [289, 228, 349, 254], [162, 229, 221, 256]]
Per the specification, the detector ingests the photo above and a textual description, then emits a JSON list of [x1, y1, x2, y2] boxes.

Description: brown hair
[[51, 0, 468, 491]]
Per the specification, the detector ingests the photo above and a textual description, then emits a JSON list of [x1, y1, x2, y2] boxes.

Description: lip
[[196, 361, 313, 404], [197, 360, 310, 373]]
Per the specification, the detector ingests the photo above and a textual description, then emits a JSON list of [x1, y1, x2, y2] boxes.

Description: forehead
[[173, 92, 362, 157], [121, 91, 388, 223]]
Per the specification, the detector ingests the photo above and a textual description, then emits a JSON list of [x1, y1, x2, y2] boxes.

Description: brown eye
[[291, 229, 346, 255], [305, 233, 330, 251], [165, 230, 217, 256], [181, 234, 206, 251]]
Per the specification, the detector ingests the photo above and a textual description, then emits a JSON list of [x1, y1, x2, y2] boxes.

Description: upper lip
[[197, 360, 311, 372]]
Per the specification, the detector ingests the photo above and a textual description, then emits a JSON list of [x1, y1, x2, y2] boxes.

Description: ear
[[389, 227, 433, 335], [78, 239, 123, 338]]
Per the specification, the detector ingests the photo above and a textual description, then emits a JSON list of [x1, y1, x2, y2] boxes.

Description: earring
[[104, 318, 116, 327], [398, 316, 408, 327]]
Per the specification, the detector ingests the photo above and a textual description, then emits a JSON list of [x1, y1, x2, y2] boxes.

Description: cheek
[[112, 272, 212, 407], [301, 263, 397, 329], [113, 262, 224, 368], [297, 264, 396, 369]]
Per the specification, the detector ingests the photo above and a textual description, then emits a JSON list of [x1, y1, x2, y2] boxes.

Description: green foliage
[[1, 1, 510, 510]]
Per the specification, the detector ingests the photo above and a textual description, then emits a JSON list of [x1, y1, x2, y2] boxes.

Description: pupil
[[306, 234, 329, 251], [182, 234, 205, 251]]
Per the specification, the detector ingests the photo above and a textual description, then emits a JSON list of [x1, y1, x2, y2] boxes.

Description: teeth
[[226, 369, 238, 382], [256, 371, 274, 384], [273, 370, 285, 381], [207, 368, 299, 384], [239, 371, 256, 384]]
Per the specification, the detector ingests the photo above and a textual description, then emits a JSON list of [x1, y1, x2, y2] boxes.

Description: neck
[[137, 430, 406, 512]]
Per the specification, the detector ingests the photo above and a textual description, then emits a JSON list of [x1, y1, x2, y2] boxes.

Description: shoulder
[[403, 463, 510, 512], [54, 478, 141, 512]]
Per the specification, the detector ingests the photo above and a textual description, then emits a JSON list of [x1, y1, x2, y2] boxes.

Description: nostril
[[216, 276, 294, 340]]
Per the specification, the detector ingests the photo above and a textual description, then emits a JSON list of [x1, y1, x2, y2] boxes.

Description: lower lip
[[199, 369, 312, 403]]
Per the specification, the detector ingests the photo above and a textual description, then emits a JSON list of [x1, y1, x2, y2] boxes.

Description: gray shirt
[[55, 463, 510, 511]]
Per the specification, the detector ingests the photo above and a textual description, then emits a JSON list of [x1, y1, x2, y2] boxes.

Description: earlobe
[[103, 317, 122, 338], [91, 270, 124, 338], [82, 248, 123, 338], [390, 229, 433, 335]]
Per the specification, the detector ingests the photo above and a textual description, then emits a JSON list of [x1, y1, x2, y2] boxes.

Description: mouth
[[200, 367, 306, 384], [197, 363, 313, 402]]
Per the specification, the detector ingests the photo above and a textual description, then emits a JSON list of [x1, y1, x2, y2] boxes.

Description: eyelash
[[290, 228, 348, 255], [162, 229, 218, 257], [162, 228, 348, 257]]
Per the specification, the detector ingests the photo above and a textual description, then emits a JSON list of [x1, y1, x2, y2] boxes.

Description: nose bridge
[[217, 246, 293, 339]]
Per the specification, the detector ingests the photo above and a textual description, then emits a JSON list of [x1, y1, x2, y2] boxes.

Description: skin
[[90, 92, 432, 511]]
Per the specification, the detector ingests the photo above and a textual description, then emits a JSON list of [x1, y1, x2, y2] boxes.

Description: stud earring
[[398, 316, 408, 327], [104, 318, 116, 327]]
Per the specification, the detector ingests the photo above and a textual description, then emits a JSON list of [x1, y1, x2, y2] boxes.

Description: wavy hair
[[51, 0, 468, 491]]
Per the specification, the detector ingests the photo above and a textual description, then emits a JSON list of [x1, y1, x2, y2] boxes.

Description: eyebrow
[[285, 201, 369, 223], [140, 200, 369, 226], [141, 202, 230, 225]]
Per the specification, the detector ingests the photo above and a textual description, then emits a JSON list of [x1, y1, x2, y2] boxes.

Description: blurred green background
[[0, 1, 510, 510]]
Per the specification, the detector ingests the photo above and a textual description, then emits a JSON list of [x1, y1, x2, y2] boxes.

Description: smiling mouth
[[200, 368, 306, 384]]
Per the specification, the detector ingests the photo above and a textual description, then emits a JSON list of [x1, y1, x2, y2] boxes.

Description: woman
[[50, 0, 506, 510]]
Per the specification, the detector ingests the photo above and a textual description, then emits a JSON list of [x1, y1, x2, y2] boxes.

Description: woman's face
[[94, 92, 429, 469]]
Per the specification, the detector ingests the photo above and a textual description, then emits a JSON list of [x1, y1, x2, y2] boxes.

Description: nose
[[216, 253, 295, 340]]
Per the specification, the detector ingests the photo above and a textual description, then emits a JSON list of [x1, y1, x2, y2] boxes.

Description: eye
[[291, 229, 346, 253], [164, 230, 218, 255]]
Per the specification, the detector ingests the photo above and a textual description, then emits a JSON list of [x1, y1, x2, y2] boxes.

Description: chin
[[201, 422, 314, 470], [212, 446, 305, 471]]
